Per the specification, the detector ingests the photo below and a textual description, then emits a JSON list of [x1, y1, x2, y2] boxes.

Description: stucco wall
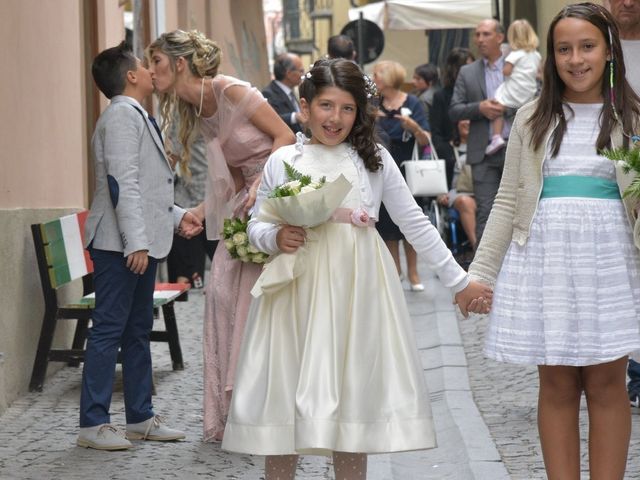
[[163, 0, 270, 89], [0, 209, 83, 411], [0, 0, 100, 413]]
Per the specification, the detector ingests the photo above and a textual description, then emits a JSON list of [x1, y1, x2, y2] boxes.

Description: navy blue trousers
[[79, 248, 157, 427]]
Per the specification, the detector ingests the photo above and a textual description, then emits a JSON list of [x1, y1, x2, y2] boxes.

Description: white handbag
[[401, 137, 448, 196]]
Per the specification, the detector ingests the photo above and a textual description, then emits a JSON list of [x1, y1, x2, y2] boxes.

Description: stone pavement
[[1, 258, 639, 479]]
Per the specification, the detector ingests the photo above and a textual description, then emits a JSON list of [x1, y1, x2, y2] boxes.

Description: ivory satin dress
[[222, 137, 469, 455]]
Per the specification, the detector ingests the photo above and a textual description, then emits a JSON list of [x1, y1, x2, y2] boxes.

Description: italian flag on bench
[[42, 211, 93, 287]]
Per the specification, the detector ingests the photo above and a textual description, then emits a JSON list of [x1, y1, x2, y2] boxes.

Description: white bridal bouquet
[[256, 162, 351, 227], [251, 161, 352, 297], [221, 217, 269, 264]]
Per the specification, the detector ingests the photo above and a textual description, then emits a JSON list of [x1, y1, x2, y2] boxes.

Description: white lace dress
[[485, 103, 640, 366]]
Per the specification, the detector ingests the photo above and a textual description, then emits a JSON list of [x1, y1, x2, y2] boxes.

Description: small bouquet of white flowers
[[257, 162, 351, 227], [250, 161, 352, 297], [221, 217, 269, 264]]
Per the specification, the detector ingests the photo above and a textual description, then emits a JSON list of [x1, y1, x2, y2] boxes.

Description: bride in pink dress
[[147, 30, 295, 442]]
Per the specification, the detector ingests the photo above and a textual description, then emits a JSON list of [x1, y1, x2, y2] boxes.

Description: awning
[[348, 0, 492, 30]]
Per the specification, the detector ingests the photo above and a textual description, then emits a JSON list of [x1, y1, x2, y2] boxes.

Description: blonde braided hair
[[147, 30, 222, 177]]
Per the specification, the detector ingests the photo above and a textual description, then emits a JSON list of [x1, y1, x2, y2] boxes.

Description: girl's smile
[[553, 17, 609, 103], [301, 86, 357, 146]]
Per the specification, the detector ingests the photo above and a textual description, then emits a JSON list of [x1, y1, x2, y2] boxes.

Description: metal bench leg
[[29, 309, 58, 392], [160, 302, 184, 370]]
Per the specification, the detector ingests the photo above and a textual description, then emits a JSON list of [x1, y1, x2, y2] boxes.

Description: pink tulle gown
[[199, 75, 274, 442]]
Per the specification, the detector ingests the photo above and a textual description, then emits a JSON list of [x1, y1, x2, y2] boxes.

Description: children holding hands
[[222, 58, 491, 480]]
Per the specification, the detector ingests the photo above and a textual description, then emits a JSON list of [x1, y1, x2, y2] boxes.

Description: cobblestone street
[[1, 260, 639, 479]]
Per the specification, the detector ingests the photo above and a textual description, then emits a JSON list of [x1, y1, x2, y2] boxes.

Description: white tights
[[265, 452, 367, 480]]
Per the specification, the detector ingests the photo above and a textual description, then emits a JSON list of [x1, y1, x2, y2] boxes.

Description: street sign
[[340, 18, 384, 65]]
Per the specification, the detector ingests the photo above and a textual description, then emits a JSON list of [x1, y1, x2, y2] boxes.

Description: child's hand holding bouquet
[[250, 161, 352, 297]]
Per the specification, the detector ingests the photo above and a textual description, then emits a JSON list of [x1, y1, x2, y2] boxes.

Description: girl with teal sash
[[467, 4, 640, 479]]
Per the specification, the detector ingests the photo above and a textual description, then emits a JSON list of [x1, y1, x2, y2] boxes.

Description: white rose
[[239, 254, 250, 263], [247, 244, 259, 254], [400, 107, 412, 117], [300, 185, 316, 193], [285, 180, 301, 194], [232, 232, 248, 246], [252, 253, 267, 263], [236, 245, 248, 257], [224, 239, 234, 250]]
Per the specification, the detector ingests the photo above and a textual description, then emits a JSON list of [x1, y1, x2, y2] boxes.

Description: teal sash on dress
[[540, 175, 621, 199]]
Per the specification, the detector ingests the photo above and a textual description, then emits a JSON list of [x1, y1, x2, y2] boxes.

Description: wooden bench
[[29, 210, 189, 392]]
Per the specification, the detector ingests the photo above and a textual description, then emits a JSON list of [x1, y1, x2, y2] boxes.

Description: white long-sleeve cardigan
[[247, 136, 470, 293]]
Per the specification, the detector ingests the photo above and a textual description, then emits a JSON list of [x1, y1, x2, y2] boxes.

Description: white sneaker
[[126, 415, 185, 441], [77, 423, 133, 450], [485, 135, 506, 155]]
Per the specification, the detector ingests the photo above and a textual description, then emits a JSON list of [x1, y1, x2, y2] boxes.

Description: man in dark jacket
[[262, 53, 305, 133]]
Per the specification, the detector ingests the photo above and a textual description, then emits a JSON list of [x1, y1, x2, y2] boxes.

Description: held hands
[[454, 280, 493, 318], [127, 250, 149, 274], [276, 225, 306, 253], [479, 99, 504, 120], [177, 211, 204, 239]]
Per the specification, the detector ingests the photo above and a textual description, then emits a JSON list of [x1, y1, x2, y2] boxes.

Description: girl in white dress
[[469, 4, 640, 479], [222, 58, 492, 480], [486, 19, 541, 155]]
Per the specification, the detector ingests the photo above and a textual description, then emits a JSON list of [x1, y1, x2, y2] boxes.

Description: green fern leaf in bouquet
[[602, 143, 640, 199]]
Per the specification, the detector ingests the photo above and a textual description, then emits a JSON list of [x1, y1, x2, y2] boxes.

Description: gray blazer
[[449, 59, 514, 166], [84, 96, 185, 259]]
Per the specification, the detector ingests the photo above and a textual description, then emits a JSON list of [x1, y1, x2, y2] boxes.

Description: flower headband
[[301, 63, 378, 98]]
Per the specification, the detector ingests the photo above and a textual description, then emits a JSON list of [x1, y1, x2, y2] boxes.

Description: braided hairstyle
[[146, 30, 222, 176], [299, 58, 382, 172]]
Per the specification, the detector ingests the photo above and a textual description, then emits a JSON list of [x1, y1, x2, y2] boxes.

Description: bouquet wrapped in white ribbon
[[256, 162, 351, 227], [251, 161, 352, 297]]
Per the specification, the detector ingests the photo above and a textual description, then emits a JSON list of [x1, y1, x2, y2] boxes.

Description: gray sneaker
[[77, 423, 133, 450], [126, 415, 185, 441]]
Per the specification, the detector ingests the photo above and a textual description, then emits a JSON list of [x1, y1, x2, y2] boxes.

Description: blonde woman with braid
[[147, 30, 295, 442]]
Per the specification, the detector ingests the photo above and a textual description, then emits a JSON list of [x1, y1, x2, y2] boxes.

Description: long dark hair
[[299, 58, 382, 172], [442, 47, 475, 89], [528, 2, 640, 155]]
